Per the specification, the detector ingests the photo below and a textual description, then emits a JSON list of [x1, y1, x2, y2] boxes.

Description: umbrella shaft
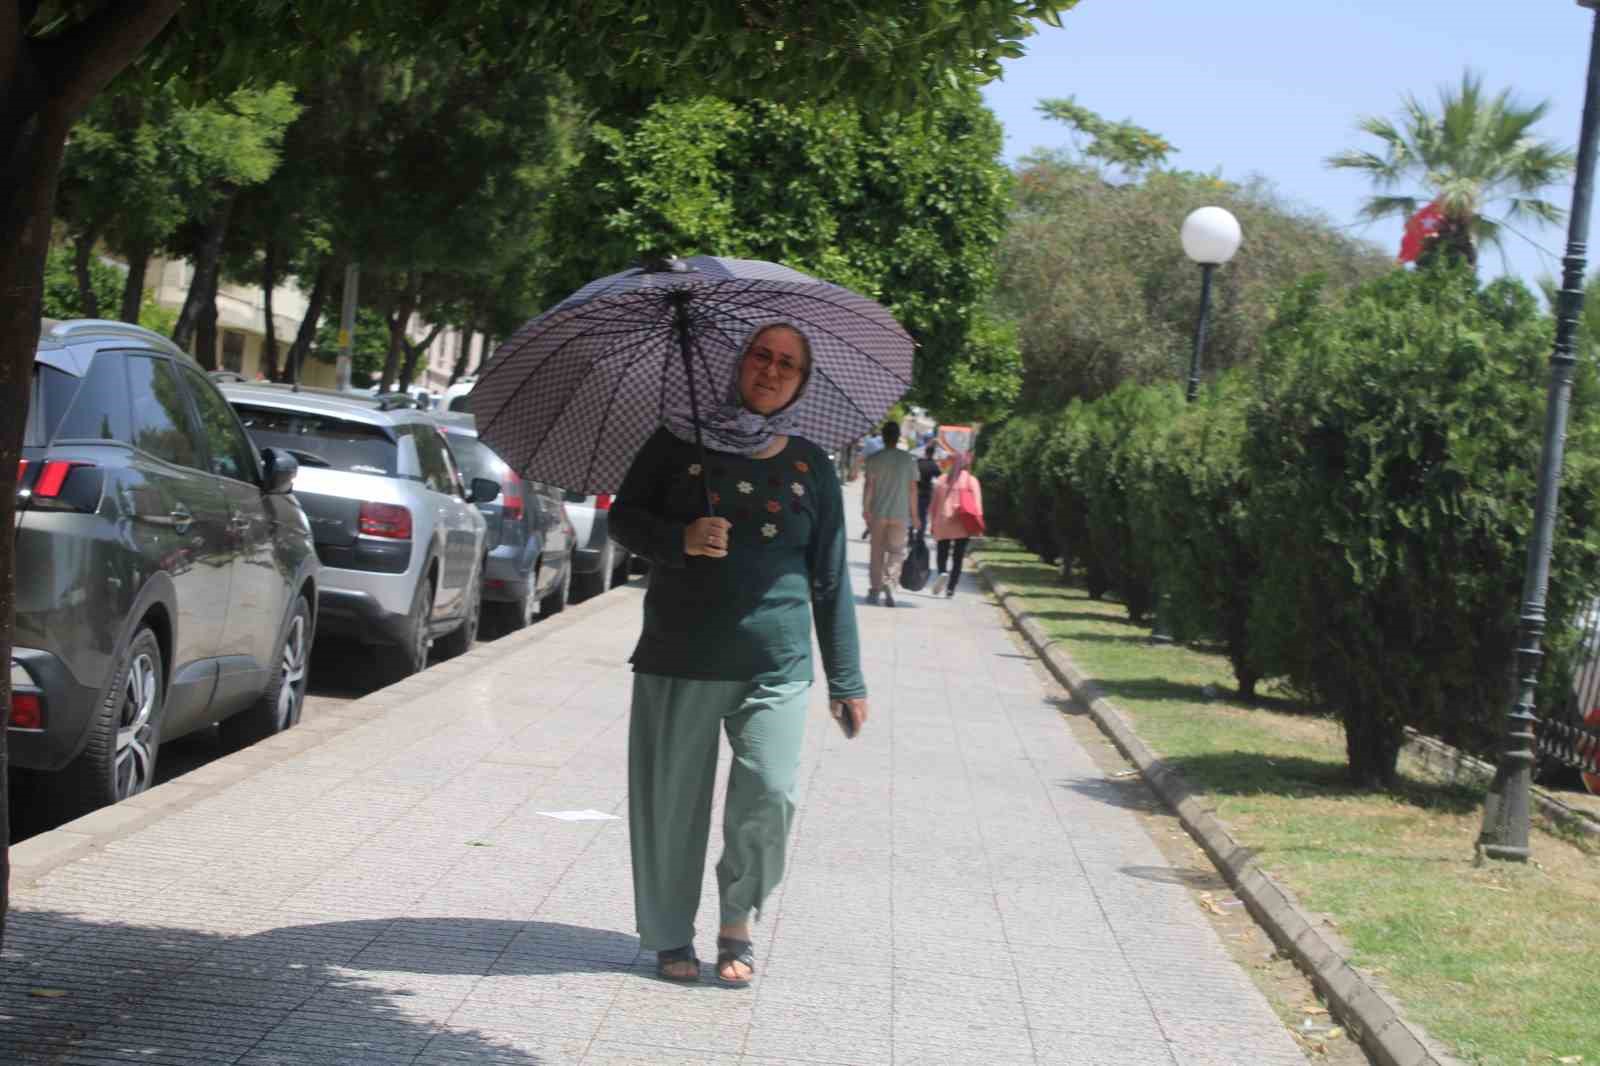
[[672, 294, 717, 517]]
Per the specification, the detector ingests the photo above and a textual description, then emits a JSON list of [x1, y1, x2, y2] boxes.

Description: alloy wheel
[[276, 614, 307, 731], [115, 652, 159, 800]]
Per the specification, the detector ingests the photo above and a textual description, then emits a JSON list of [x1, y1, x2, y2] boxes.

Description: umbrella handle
[[672, 293, 717, 518]]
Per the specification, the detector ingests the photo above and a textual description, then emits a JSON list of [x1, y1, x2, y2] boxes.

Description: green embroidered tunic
[[609, 429, 866, 701]]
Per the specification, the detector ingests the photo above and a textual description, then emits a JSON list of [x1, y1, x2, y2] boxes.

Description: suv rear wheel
[[540, 561, 571, 618], [435, 580, 481, 660], [382, 574, 435, 683], [221, 597, 311, 751], [59, 627, 164, 812]]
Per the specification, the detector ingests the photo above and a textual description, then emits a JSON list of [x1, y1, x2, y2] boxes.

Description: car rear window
[[445, 434, 504, 485], [233, 404, 398, 477], [25, 364, 82, 447], [53, 352, 133, 444]]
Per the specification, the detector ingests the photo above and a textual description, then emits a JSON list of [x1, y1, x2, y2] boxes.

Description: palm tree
[[1328, 71, 1574, 269]]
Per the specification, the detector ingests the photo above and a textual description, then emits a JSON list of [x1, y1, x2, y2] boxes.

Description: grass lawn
[[977, 540, 1600, 1066]]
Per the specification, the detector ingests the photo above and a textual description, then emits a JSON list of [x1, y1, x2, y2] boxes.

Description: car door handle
[[171, 504, 193, 535]]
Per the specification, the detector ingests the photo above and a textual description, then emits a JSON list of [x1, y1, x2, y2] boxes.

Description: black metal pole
[[670, 292, 716, 517], [1478, 1, 1600, 862], [1186, 263, 1216, 405]]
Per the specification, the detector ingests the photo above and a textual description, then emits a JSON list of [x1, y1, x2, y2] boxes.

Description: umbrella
[[471, 256, 914, 504]]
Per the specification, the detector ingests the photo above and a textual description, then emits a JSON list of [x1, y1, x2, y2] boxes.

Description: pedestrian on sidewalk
[[916, 440, 941, 535], [861, 421, 918, 606], [609, 322, 870, 988], [930, 450, 983, 598]]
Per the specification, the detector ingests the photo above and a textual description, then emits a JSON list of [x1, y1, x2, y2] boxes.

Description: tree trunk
[[72, 227, 100, 318], [119, 241, 151, 323], [0, 0, 183, 957], [400, 322, 445, 393], [449, 322, 476, 385], [379, 310, 406, 394], [260, 243, 279, 380], [283, 259, 331, 384], [1343, 707, 1403, 789], [171, 185, 239, 352], [194, 269, 219, 370]]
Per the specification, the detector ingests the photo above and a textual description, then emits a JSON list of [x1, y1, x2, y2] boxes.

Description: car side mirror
[[261, 447, 299, 494], [469, 477, 500, 504]]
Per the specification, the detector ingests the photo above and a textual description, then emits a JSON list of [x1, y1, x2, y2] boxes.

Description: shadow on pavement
[[2, 911, 646, 1064]]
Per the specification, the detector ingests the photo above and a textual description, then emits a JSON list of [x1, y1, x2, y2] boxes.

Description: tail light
[[501, 478, 524, 521], [17, 458, 96, 509], [358, 501, 413, 539], [10, 691, 43, 730], [595, 493, 613, 511]]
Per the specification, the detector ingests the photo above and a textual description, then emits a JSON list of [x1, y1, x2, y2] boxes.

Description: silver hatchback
[[222, 384, 494, 682]]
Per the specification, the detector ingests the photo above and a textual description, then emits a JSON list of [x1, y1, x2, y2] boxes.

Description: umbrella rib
[[580, 330, 643, 493], [714, 279, 909, 345], [476, 298, 670, 451], [697, 285, 913, 386]]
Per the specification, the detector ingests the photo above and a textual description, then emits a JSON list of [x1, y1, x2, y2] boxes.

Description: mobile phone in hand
[[831, 700, 859, 739]]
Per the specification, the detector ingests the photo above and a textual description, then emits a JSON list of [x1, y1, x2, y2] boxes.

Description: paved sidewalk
[[3, 488, 1308, 1065]]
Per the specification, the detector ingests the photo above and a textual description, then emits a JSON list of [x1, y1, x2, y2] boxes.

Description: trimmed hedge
[[980, 266, 1600, 787]]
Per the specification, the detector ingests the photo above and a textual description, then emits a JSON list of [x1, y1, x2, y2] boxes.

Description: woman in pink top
[[929, 451, 983, 598]]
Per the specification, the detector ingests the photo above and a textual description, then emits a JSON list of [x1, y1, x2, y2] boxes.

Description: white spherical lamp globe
[[1180, 206, 1243, 265]]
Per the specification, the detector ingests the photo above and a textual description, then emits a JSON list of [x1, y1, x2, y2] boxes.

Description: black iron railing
[[1544, 603, 1600, 779]]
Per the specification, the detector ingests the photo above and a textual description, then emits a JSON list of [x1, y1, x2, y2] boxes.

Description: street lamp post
[[1180, 206, 1244, 403], [1479, 0, 1600, 862], [1152, 207, 1243, 645]]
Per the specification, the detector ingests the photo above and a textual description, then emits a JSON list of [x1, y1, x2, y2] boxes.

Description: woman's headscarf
[[663, 322, 811, 456]]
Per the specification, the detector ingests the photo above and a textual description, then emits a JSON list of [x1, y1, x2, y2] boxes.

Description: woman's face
[[738, 327, 808, 416]]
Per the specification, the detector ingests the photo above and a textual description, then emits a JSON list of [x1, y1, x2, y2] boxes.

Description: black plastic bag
[[900, 531, 931, 591]]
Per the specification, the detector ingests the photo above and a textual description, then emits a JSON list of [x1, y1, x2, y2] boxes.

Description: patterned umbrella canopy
[[471, 256, 915, 495]]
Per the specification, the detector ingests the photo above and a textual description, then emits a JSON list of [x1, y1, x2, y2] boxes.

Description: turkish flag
[[1397, 200, 1446, 263]]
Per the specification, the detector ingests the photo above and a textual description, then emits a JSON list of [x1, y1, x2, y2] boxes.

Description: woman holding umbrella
[[609, 322, 869, 986]]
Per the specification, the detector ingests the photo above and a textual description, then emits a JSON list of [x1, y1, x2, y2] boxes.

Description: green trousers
[[628, 673, 810, 952]]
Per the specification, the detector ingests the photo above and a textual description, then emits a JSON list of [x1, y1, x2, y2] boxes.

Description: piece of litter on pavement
[[536, 809, 621, 822], [1110, 770, 1139, 778], [29, 989, 67, 998]]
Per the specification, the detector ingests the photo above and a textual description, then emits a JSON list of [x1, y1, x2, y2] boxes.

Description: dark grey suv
[[12, 321, 320, 814]]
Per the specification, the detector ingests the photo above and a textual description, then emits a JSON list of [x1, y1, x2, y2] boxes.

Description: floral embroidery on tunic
[[794, 460, 810, 473], [790, 482, 805, 497], [761, 523, 778, 538], [737, 481, 754, 495], [689, 464, 702, 476], [765, 500, 782, 514]]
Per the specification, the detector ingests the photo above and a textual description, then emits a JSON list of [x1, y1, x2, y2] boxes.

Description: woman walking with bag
[[609, 322, 869, 987], [929, 450, 984, 598]]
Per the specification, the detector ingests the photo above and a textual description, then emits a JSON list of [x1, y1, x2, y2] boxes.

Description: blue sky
[[979, 0, 1595, 289]]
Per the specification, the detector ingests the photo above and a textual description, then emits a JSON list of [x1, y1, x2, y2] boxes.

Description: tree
[[537, 89, 1021, 419], [1327, 70, 1574, 270], [1, 0, 1080, 954], [1036, 96, 1175, 175], [998, 158, 1390, 409]]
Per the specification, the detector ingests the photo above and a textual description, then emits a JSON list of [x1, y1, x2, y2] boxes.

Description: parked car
[[563, 491, 636, 600], [444, 376, 476, 412], [12, 320, 319, 815], [221, 383, 493, 682], [431, 411, 576, 635]]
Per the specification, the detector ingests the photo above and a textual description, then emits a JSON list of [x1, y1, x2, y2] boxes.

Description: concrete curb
[[976, 560, 1463, 1066], [8, 582, 640, 889]]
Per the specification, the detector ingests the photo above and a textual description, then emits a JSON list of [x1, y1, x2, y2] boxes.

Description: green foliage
[[1244, 267, 1600, 786], [137, 2, 1080, 113], [1036, 96, 1176, 174], [1072, 383, 1183, 622], [1137, 376, 1263, 696], [539, 90, 1019, 420], [1327, 70, 1574, 270], [58, 81, 301, 279], [999, 161, 1390, 409], [312, 306, 389, 384], [40, 244, 122, 320]]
